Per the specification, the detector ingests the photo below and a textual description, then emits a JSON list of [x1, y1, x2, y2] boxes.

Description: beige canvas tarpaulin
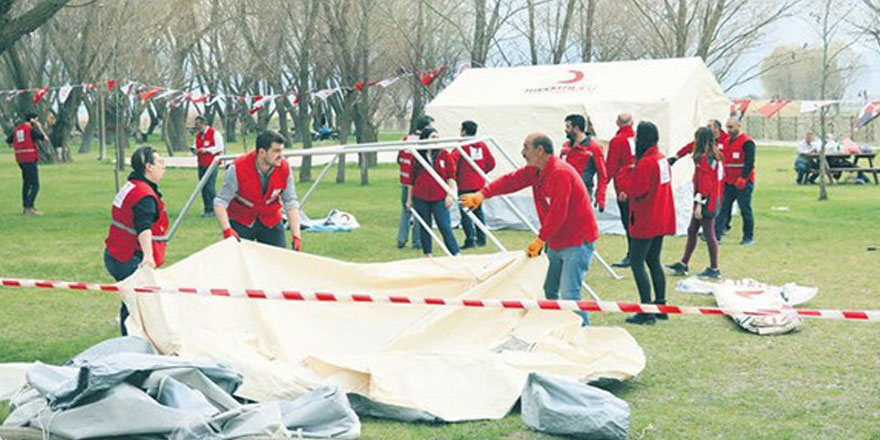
[[121, 239, 645, 422]]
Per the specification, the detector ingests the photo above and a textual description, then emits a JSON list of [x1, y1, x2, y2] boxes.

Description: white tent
[[426, 57, 732, 234], [121, 240, 645, 422]]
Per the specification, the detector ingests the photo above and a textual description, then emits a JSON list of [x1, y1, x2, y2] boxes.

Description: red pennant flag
[[189, 93, 209, 103], [249, 95, 273, 114], [32, 86, 50, 105], [138, 87, 163, 102], [730, 99, 750, 119], [855, 101, 880, 129], [107, 80, 115, 91], [755, 99, 790, 118], [420, 66, 446, 86]]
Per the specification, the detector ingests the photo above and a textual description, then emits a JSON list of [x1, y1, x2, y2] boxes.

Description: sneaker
[[665, 262, 688, 276], [654, 301, 669, 320], [740, 238, 754, 246], [201, 211, 215, 218], [697, 267, 721, 279], [397, 242, 406, 249], [612, 256, 631, 268], [476, 240, 487, 247], [625, 313, 656, 325], [461, 241, 476, 250], [412, 244, 422, 250]]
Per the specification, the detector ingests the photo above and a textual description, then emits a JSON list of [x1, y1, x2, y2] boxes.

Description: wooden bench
[[803, 152, 879, 185]]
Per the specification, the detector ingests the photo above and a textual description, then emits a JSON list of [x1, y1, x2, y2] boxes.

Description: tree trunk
[[0, 0, 70, 56]]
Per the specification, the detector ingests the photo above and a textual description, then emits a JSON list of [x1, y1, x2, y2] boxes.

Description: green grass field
[[1, 139, 879, 439]]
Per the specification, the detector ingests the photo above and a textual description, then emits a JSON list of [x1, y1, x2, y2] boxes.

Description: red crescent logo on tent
[[557, 70, 585, 84]]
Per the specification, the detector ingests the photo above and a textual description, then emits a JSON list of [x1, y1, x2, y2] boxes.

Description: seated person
[[795, 132, 819, 184]]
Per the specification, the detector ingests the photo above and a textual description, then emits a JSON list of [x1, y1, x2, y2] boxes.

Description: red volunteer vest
[[195, 127, 220, 168], [105, 179, 168, 267], [723, 133, 755, 184], [453, 142, 495, 191], [693, 154, 723, 214], [12, 123, 38, 163], [398, 150, 414, 185], [626, 146, 676, 239], [227, 150, 290, 228], [411, 149, 455, 202]]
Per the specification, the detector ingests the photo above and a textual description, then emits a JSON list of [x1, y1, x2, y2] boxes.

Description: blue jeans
[[104, 248, 142, 336], [543, 241, 595, 326], [413, 197, 460, 255], [397, 186, 421, 247]]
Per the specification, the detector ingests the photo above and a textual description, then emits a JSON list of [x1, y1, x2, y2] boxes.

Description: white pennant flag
[[6, 90, 21, 101], [155, 90, 177, 101], [120, 81, 136, 95], [58, 85, 73, 104], [207, 94, 223, 106], [376, 77, 400, 88], [312, 88, 338, 101], [799, 100, 837, 113], [249, 95, 275, 114]]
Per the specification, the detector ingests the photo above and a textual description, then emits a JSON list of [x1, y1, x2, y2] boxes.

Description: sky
[[725, 12, 880, 99]]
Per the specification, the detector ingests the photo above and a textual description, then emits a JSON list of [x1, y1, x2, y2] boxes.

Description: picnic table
[[804, 151, 879, 185]]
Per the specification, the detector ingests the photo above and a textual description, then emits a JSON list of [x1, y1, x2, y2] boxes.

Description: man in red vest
[[714, 117, 756, 245], [214, 130, 302, 250], [605, 112, 635, 267], [396, 115, 431, 249], [461, 133, 599, 326], [668, 119, 729, 165], [449, 120, 495, 249], [560, 114, 607, 213], [191, 116, 225, 217], [6, 112, 47, 215], [104, 146, 168, 335]]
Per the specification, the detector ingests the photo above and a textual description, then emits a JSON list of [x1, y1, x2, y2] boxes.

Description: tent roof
[[429, 57, 726, 110]]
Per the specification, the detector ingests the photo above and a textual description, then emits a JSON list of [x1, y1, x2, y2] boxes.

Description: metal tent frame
[[162, 136, 623, 301]]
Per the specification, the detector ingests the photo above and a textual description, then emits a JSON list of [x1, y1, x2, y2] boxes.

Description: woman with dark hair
[[104, 146, 168, 335], [406, 128, 460, 256], [666, 127, 722, 279], [616, 121, 676, 325]]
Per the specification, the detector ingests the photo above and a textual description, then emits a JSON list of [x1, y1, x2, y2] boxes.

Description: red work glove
[[292, 235, 302, 251], [223, 227, 240, 241], [735, 177, 747, 190]]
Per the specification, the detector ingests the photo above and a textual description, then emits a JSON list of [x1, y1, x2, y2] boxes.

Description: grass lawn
[[1, 138, 879, 439]]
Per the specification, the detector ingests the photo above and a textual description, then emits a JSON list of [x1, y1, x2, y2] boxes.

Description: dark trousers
[[413, 197, 460, 256], [458, 189, 486, 245], [231, 219, 288, 249], [715, 182, 754, 241], [617, 198, 631, 258], [104, 248, 143, 336], [630, 236, 665, 305], [19, 162, 39, 208], [682, 216, 718, 269], [198, 166, 218, 214]]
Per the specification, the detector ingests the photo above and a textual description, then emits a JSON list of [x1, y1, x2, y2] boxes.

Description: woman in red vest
[[104, 146, 168, 335], [406, 128, 460, 256], [616, 121, 676, 325], [5, 112, 46, 215], [666, 127, 722, 279]]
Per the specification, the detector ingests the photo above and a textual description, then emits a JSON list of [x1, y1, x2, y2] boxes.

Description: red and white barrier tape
[[2, 277, 878, 322]]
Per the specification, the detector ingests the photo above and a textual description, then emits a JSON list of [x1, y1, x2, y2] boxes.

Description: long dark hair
[[635, 121, 658, 159], [693, 126, 719, 163], [417, 127, 439, 166]]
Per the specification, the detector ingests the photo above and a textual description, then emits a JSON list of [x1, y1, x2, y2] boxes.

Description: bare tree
[[628, 0, 800, 87], [810, 0, 862, 200], [0, 0, 70, 56]]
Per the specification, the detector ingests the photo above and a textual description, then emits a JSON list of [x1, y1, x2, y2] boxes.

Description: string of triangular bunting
[[728, 99, 880, 128], [1, 66, 447, 114]]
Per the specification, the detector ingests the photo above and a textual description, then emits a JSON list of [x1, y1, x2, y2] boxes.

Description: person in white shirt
[[191, 116, 226, 217], [795, 131, 819, 184]]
